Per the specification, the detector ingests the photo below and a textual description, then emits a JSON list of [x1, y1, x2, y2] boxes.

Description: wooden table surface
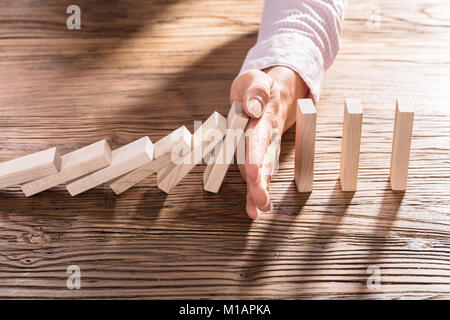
[[1, 0, 449, 299]]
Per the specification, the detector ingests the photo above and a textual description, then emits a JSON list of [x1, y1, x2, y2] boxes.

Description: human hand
[[230, 66, 308, 219]]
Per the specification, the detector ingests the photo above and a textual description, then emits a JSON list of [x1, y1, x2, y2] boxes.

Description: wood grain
[[0, 0, 450, 299], [339, 99, 363, 192], [295, 99, 317, 193], [66, 136, 153, 196], [204, 102, 248, 193], [110, 126, 191, 195], [390, 98, 414, 191], [0, 147, 61, 189], [22, 139, 111, 197], [157, 112, 226, 194]]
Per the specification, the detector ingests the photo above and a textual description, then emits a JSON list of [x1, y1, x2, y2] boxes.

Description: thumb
[[231, 70, 273, 119]]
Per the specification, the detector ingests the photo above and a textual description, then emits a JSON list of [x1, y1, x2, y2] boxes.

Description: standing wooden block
[[109, 126, 192, 195], [157, 112, 227, 194], [66, 137, 153, 196], [339, 98, 363, 192], [203, 102, 249, 193], [21, 140, 112, 197], [390, 98, 414, 191], [294, 99, 317, 193], [0, 147, 61, 189]]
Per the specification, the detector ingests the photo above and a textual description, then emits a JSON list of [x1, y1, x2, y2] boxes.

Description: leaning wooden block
[[0, 147, 61, 189], [66, 137, 153, 196], [203, 102, 249, 193], [109, 126, 192, 195], [21, 140, 112, 197], [390, 98, 414, 191], [339, 98, 363, 192], [157, 112, 227, 194], [294, 99, 317, 193]]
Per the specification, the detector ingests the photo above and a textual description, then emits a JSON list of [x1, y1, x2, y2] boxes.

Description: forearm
[[241, 0, 348, 103]]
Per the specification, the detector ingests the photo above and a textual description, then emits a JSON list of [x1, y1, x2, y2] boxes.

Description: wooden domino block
[[390, 98, 414, 191], [203, 102, 249, 193], [339, 98, 363, 192], [0, 147, 61, 189], [66, 137, 153, 196], [157, 112, 227, 194], [294, 99, 317, 192], [109, 126, 192, 195], [21, 140, 111, 197]]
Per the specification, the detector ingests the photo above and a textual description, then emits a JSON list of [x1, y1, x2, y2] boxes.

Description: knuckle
[[242, 69, 264, 78], [249, 85, 270, 100], [269, 116, 280, 130]]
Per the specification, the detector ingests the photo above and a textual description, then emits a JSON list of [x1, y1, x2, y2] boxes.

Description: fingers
[[244, 84, 281, 183], [261, 133, 281, 189], [248, 180, 270, 211], [246, 184, 259, 220], [245, 136, 281, 218], [231, 70, 282, 220], [245, 115, 272, 183], [230, 70, 274, 119]]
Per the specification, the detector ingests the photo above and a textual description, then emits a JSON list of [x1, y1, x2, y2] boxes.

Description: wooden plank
[[1, 0, 450, 301], [203, 102, 249, 193], [390, 98, 414, 191], [294, 99, 317, 192], [66, 137, 153, 196], [339, 98, 363, 192], [109, 126, 192, 195], [21, 140, 112, 197], [0, 147, 61, 189], [157, 112, 227, 194]]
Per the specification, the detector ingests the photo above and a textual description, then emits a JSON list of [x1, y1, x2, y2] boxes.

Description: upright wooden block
[[390, 98, 414, 191], [203, 102, 249, 193], [21, 140, 112, 197], [109, 126, 192, 195], [294, 99, 317, 192], [339, 98, 363, 192], [157, 112, 227, 194], [0, 147, 61, 189], [66, 137, 153, 196]]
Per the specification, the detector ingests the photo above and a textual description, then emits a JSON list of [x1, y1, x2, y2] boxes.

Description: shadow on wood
[[357, 180, 405, 298]]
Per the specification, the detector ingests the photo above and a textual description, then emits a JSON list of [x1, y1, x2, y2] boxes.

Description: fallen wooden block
[[390, 98, 414, 191], [0, 147, 61, 190], [203, 102, 249, 193], [21, 140, 112, 197], [294, 99, 317, 193], [339, 98, 363, 192], [109, 126, 192, 195], [157, 112, 227, 194], [66, 137, 153, 196]]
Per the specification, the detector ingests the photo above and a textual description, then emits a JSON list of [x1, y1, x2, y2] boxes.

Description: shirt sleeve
[[240, 0, 348, 103]]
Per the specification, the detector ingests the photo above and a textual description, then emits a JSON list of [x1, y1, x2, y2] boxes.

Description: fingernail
[[247, 99, 262, 118]]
